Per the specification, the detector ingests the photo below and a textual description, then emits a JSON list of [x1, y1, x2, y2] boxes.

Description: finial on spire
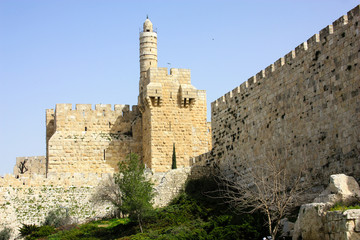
[[147, 15, 148, 19]]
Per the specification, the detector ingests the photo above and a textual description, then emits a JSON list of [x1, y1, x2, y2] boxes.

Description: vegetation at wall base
[[22, 177, 267, 240], [115, 153, 155, 233], [19, 225, 56, 240], [330, 202, 360, 212], [0, 227, 11, 240]]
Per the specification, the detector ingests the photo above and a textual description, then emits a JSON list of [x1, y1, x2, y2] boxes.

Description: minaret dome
[[143, 18, 153, 32]]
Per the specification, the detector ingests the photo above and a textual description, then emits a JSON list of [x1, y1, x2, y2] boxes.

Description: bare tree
[[216, 149, 311, 240], [91, 174, 123, 218], [17, 159, 28, 174]]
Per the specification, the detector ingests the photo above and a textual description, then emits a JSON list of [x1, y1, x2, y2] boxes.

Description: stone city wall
[[324, 210, 360, 240], [196, 5, 360, 185], [13, 156, 46, 177], [47, 104, 142, 174], [150, 167, 191, 207], [0, 173, 114, 238], [0, 167, 190, 238]]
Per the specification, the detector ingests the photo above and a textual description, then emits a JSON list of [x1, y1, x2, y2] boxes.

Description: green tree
[[172, 143, 177, 169], [115, 153, 154, 233]]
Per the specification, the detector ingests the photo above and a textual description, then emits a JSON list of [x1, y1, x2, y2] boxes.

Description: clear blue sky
[[0, 0, 358, 176]]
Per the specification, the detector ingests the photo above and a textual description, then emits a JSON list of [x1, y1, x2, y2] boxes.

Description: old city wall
[[0, 173, 114, 237], [0, 167, 190, 238], [47, 104, 142, 174], [13, 156, 46, 177], [194, 6, 360, 185], [142, 67, 211, 172]]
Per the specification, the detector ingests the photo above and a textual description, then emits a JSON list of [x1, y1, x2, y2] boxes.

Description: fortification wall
[[0, 167, 190, 238], [142, 68, 211, 172], [52, 104, 138, 133], [47, 104, 142, 173], [13, 156, 46, 177], [206, 5, 360, 184], [0, 173, 114, 238]]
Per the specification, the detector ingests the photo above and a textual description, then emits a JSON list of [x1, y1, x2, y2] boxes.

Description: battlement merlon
[[146, 67, 191, 85], [211, 4, 360, 112], [46, 104, 140, 132], [46, 104, 137, 114]]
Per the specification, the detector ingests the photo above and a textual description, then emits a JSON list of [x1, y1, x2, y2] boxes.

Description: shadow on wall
[[104, 108, 143, 171]]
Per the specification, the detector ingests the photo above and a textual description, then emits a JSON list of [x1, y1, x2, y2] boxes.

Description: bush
[[0, 227, 11, 240], [330, 202, 360, 212], [25, 225, 56, 240], [44, 207, 72, 227], [19, 224, 39, 238]]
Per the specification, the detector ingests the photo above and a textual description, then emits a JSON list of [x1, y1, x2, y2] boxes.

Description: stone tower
[[138, 18, 211, 172], [139, 18, 158, 98]]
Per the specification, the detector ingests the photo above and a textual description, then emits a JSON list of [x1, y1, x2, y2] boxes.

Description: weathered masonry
[[44, 18, 211, 175], [0, 18, 210, 236], [193, 5, 360, 185], [1, 5, 360, 238], [138, 19, 211, 172]]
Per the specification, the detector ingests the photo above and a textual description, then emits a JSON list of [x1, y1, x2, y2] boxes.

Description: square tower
[[138, 18, 211, 172]]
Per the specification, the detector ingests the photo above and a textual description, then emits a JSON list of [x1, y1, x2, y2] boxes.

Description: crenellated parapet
[[210, 5, 360, 187], [141, 67, 198, 108], [49, 103, 140, 133], [212, 6, 359, 114]]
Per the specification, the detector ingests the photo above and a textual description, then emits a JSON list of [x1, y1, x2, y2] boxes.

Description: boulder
[[293, 174, 360, 240], [314, 174, 360, 206]]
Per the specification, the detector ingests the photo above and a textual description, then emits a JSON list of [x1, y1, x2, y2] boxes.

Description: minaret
[[139, 17, 157, 103]]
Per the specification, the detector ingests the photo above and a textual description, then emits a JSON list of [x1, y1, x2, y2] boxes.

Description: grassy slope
[[26, 178, 267, 240]]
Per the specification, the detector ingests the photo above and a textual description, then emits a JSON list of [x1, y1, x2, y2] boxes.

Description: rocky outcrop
[[149, 167, 191, 207], [293, 174, 360, 240]]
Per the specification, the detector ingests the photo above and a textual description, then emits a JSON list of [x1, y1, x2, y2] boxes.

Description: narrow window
[[109, 122, 111, 128], [103, 150, 106, 160], [85, 126, 87, 131], [170, 92, 172, 98]]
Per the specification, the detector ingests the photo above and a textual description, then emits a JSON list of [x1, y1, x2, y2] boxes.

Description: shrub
[[330, 202, 360, 212], [19, 224, 39, 238], [25, 225, 56, 240], [0, 227, 11, 240], [116, 153, 154, 233], [44, 207, 71, 227]]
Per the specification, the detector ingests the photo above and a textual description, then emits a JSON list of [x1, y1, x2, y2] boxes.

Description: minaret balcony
[[143, 82, 163, 107], [180, 84, 197, 107]]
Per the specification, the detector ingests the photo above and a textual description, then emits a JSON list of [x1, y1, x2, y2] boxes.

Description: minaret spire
[[139, 18, 158, 105]]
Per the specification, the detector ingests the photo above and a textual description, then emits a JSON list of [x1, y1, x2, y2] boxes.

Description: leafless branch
[[216, 148, 312, 240], [17, 159, 28, 174], [91, 175, 122, 218]]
